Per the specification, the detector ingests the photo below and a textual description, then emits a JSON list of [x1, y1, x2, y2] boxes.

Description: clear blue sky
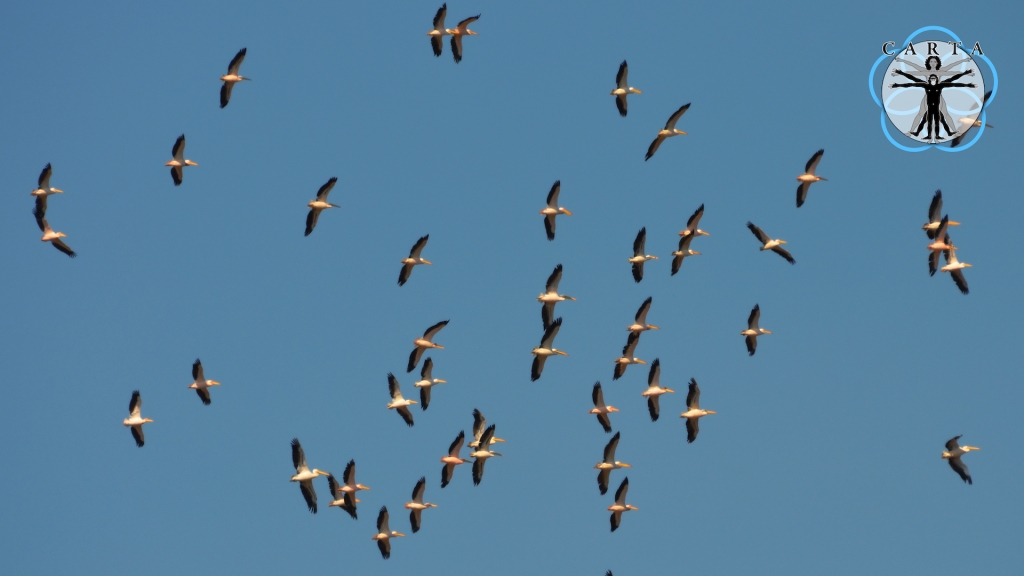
[[1, 1, 1021, 574]]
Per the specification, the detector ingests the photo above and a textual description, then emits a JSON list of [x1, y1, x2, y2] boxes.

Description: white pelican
[[596, 431, 631, 495], [372, 506, 405, 559], [188, 359, 221, 405], [219, 48, 250, 108], [679, 203, 709, 238], [590, 382, 619, 433], [741, 304, 771, 356], [629, 227, 657, 282], [405, 477, 437, 533], [399, 234, 431, 286], [644, 103, 689, 161], [927, 216, 954, 276], [680, 378, 715, 443], [165, 134, 198, 186], [951, 90, 993, 148], [469, 408, 506, 449], [32, 206, 76, 258], [441, 430, 471, 488], [304, 177, 339, 237], [923, 190, 960, 239], [340, 459, 371, 495], [387, 373, 417, 427], [290, 438, 326, 514], [610, 60, 641, 117], [540, 180, 571, 241], [942, 435, 980, 484], [796, 149, 826, 208], [31, 163, 63, 215], [539, 263, 575, 329], [448, 14, 480, 64], [123, 390, 153, 447], [531, 316, 567, 381], [470, 424, 503, 485], [613, 332, 646, 381], [414, 357, 446, 410], [747, 222, 795, 264], [326, 473, 359, 519], [408, 319, 447, 372], [427, 4, 449, 57], [941, 243, 971, 295], [641, 358, 674, 421], [608, 477, 637, 532], [627, 296, 658, 333], [671, 234, 700, 276]]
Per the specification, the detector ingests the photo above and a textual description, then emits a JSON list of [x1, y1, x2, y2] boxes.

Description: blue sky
[[1, 1, 1021, 574]]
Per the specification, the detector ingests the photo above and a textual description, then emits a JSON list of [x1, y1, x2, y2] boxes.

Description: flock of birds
[[24, 5, 989, 568]]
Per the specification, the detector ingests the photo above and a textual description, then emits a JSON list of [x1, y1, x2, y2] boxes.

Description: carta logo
[[869, 26, 997, 152]]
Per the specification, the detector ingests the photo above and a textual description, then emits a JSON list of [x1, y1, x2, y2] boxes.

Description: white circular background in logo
[[882, 41, 985, 144]]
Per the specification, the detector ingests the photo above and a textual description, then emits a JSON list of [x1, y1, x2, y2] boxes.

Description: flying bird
[[678, 204, 709, 238], [441, 430, 471, 488], [371, 506, 405, 559], [608, 477, 638, 532], [531, 317, 567, 381], [399, 235, 432, 286], [304, 177, 340, 236], [613, 331, 646, 381], [680, 378, 716, 443], [405, 477, 437, 533], [448, 14, 480, 63], [408, 319, 447, 372], [387, 373, 417, 427], [595, 431, 631, 495], [941, 435, 980, 484], [747, 222, 795, 264], [590, 382, 619, 433], [327, 474, 359, 519], [950, 90, 993, 148], [671, 234, 700, 275], [290, 438, 326, 514], [340, 459, 371, 495], [165, 134, 198, 186], [645, 103, 689, 161], [32, 206, 76, 258], [427, 4, 449, 57], [538, 264, 575, 330], [30, 163, 64, 215], [927, 216, 954, 275], [469, 424, 503, 485], [641, 359, 674, 421], [627, 297, 658, 333], [540, 181, 572, 241], [123, 390, 153, 447], [188, 359, 221, 405], [610, 60, 642, 117], [219, 48, 250, 108], [414, 357, 447, 410], [922, 190, 960, 239], [741, 304, 771, 356], [628, 227, 658, 282], [469, 408, 506, 449], [795, 149, 827, 207], [940, 242, 971, 295]]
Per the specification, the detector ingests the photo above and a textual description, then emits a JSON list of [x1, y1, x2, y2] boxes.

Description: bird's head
[[122, 418, 131, 426]]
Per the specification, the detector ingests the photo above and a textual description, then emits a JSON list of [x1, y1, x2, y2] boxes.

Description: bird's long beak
[[495, 438, 506, 443], [964, 263, 973, 268], [949, 221, 961, 226], [565, 296, 576, 301], [423, 260, 433, 265], [58, 232, 67, 238], [210, 381, 221, 386], [556, 350, 569, 356], [436, 379, 447, 384], [608, 407, 619, 412], [53, 189, 64, 193], [563, 209, 573, 216], [779, 240, 787, 245], [650, 255, 659, 260], [620, 463, 632, 468], [762, 330, 772, 334], [186, 160, 199, 166], [632, 89, 643, 94], [819, 177, 828, 181], [434, 344, 444, 349], [360, 485, 371, 490], [409, 400, 419, 404], [676, 130, 688, 135], [394, 532, 406, 537], [706, 410, 717, 415], [648, 325, 660, 330], [967, 446, 981, 451], [144, 418, 154, 423], [665, 388, 675, 393], [693, 251, 702, 255], [636, 359, 647, 364]]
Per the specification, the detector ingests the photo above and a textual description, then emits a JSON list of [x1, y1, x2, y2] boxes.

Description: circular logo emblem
[[882, 41, 985, 144]]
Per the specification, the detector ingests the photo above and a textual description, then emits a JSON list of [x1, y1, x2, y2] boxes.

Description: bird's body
[[219, 48, 250, 108], [165, 134, 198, 186], [405, 477, 437, 533], [30, 163, 64, 216], [741, 304, 771, 356], [123, 390, 153, 447], [941, 435, 980, 484], [927, 216, 954, 275], [414, 357, 447, 410], [531, 317, 567, 381], [441, 430, 471, 488], [304, 177, 339, 236], [922, 190, 960, 239], [747, 222, 794, 264], [678, 204, 709, 238], [399, 235, 432, 286], [339, 459, 371, 496], [627, 296, 659, 333], [371, 506, 405, 559], [645, 104, 689, 161], [387, 373, 417, 427], [796, 149, 826, 207], [941, 244, 971, 295], [641, 359, 674, 421], [610, 61, 642, 117], [408, 319, 447, 372], [538, 264, 575, 329], [540, 181, 572, 241], [427, 4, 450, 57], [628, 227, 657, 282], [469, 424, 503, 485], [589, 382, 619, 433], [188, 359, 221, 405], [608, 477, 638, 531], [326, 473, 359, 519], [680, 378, 715, 443], [468, 408, 506, 449], [613, 331, 646, 381], [671, 234, 700, 275], [447, 14, 479, 63], [32, 206, 75, 258], [595, 431, 631, 495], [290, 438, 326, 514]]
